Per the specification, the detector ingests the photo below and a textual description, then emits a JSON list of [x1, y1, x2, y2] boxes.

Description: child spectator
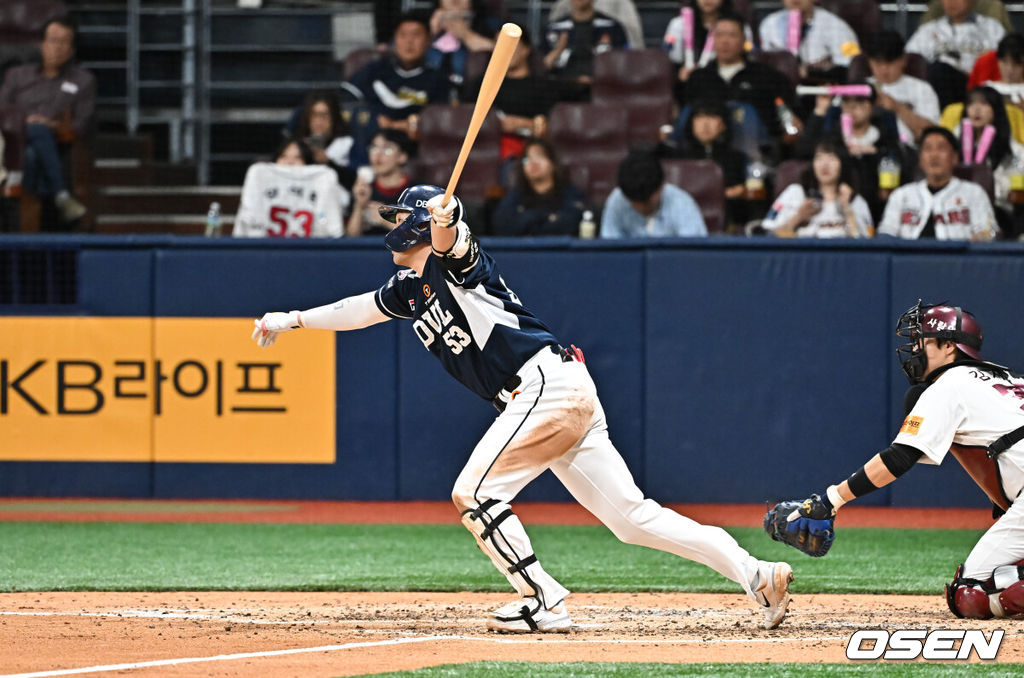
[[346, 129, 416, 237], [233, 139, 347, 238], [491, 137, 587, 236], [763, 139, 873, 238]]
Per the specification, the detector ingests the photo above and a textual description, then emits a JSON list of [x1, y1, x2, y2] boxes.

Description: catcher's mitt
[[763, 495, 836, 557]]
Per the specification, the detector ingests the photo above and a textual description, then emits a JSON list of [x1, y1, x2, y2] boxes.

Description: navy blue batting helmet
[[380, 184, 463, 252]]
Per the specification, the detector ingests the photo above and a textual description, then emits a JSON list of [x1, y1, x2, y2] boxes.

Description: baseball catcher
[[773, 300, 1024, 618], [252, 184, 793, 632]]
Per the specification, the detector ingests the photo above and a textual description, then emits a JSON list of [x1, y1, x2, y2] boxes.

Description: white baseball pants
[[964, 497, 1024, 580], [452, 346, 762, 608]]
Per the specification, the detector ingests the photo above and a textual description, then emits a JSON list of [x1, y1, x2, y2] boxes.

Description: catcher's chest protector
[[949, 444, 1011, 511]]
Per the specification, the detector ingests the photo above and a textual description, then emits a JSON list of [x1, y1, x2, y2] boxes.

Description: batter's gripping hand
[[425, 193, 463, 229], [763, 495, 836, 558], [252, 311, 302, 348]]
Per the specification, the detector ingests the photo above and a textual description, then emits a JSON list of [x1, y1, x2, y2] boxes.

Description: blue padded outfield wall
[[2, 235, 1024, 508]]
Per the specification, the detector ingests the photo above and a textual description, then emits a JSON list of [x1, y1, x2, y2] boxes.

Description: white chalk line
[[0, 631, 849, 678]]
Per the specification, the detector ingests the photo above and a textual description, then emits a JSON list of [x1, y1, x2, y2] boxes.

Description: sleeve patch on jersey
[[840, 41, 860, 57], [900, 415, 924, 435]]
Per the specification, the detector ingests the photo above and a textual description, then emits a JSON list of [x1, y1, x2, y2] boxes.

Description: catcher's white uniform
[[906, 14, 1006, 74], [758, 7, 860, 66], [762, 184, 874, 238], [877, 177, 996, 240], [233, 163, 348, 238], [895, 364, 1024, 579]]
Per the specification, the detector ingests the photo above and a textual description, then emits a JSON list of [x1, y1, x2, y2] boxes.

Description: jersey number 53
[[413, 298, 472, 355]]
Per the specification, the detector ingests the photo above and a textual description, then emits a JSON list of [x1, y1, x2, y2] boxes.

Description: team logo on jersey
[[900, 415, 924, 435], [423, 284, 432, 297]]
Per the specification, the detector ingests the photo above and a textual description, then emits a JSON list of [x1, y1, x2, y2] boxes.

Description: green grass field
[[0, 522, 985, 593], [364, 662, 1023, 678]]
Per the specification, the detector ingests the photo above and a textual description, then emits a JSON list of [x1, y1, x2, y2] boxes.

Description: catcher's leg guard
[[947, 563, 997, 618], [459, 498, 570, 609], [994, 564, 1024, 615]]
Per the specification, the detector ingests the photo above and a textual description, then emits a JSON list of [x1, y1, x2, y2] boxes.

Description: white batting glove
[[251, 310, 302, 348], [425, 193, 463, 229]]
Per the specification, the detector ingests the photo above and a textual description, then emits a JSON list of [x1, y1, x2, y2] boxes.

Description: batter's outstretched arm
[[252, 291, 389, 348]]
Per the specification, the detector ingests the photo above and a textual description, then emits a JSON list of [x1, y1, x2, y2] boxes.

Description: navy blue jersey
[[341, 57, 450, 120], [374, 240, 559, 400]]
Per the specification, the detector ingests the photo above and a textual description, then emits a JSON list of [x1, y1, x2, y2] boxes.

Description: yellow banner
[[0, 317, 335, 463]]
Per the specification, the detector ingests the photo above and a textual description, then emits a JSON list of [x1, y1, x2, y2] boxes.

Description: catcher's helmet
[[379, 184, 463, 252], [896, 299, 983, 382]]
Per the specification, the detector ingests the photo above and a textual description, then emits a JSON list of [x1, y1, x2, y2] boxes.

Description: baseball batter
[[252, 184, 793, 632], [777, 300, 1024, 618]]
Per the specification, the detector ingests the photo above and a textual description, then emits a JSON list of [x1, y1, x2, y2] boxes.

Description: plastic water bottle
[[578, 210, 596, 239], [774, 97, 799, 137], [205, 201, 222, 237], [744, 160, 767, 201], [1009, 155, 1024, 205], [878, 155, 900, 202]]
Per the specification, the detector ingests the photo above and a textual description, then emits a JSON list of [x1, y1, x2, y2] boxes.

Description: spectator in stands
[[667, 99, 746, 228], [295, 90, 356, 190], [681, 13, 798, 150], [548, 0, 643, 50], [428, 0, 502, 88], [758, 0, 860, 79], [921, 0, 1012, 32], [863, 31, 941, 147], [600, 148, 706, 238], [233, 138, 347, 238], [544, 0, 629, 87], [346, 129, 416, 237], [491, 137, 586, 236], [663, 0, 754, 75], [0, 17, 95, 224], [877, 126, 996, 240], [341, 12, 448, 155], [762, 139, 873, 238], [460, 29, 566, 181], [951, 86, 1024, 217], [906, 0, 1005, 110], [795, 83, 906, 219], [967, 32, 1024, 94]]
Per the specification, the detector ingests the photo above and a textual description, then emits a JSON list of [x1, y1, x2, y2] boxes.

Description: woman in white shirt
[[762, 139, 874, 238]]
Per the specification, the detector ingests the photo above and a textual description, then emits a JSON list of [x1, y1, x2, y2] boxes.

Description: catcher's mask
[[896, 299, 983, 383], [380, 184, 463, 253]]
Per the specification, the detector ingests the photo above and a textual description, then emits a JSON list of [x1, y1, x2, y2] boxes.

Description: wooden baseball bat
[[442, 22, 521, 207]]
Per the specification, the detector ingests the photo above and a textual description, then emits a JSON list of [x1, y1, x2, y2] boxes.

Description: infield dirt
[[2, 591, 1020, 677]]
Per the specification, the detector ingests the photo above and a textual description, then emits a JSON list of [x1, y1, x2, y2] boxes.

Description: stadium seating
[[548, 102, 628, 206], [772, 160, 810, 200], [592, 49, 674, 143], [750, 51, 800, 88], [662, 159, 726, 233], [953, 164, 996, 203], [343, 48, 379, 80], [417, 103, 502, 207]]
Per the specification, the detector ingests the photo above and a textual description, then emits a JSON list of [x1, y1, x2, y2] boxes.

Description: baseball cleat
[[755, 561, 793, 629], [486, 596, 571, 633]]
